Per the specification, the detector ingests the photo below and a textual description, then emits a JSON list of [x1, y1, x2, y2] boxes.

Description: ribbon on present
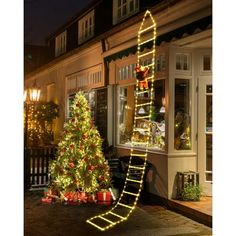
[[77, 191, 88, 203], [41, 197, 53, 204], [87, 194, 97, 203], [97, 190, 111, 202], [44, 188, 59, 200]]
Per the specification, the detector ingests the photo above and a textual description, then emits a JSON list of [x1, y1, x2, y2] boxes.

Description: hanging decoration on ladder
[[135, 65, 149, 90], [86, 9, 157, 231]]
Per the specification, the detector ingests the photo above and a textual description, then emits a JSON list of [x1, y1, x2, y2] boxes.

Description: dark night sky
[[24, 0, 93, 45]]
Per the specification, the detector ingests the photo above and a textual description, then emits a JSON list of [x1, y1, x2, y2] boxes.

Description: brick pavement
[[24, 190, 212, 236]]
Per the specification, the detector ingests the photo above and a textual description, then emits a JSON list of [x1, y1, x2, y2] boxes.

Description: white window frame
[[78, 10, 95, 44], [200, 53, 212, 76], [175, 53, 192, 75], [55, 31, 67, 57], [113, 0, 139, 25]]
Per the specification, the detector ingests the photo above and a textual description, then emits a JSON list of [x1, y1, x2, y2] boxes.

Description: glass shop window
[[118, 80, 165, 151], [174, 79, 191, 150]]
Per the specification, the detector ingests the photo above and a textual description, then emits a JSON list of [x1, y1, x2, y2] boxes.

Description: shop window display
[[174, 79, 191, 150], [118, 80, 165, 150]]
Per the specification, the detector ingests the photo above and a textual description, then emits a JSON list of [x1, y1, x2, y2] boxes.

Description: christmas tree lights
[[47, 91, 111, 200]]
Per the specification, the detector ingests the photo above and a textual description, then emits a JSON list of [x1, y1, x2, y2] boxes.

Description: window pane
[[123, 5, 127, 16], [203, 55, 211, 71], [206, 95, 212, 132], [176, 54, 181, 70], [118, 8, 121, 18], [130, 0, 134, 12], [118, 86, 134, 145], [206, 134, 212, 181], [118, 80, 166, 150], [174, 79, 191, 150]]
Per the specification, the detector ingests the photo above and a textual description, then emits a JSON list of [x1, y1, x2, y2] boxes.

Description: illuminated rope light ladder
[[87, 10, 156, 231]]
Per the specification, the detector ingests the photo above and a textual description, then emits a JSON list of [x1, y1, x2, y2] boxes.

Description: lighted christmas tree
[[48, 91, 111, 200]]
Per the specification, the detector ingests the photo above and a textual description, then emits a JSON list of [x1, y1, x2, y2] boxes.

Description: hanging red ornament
[[70, 144, 74, 149], [71, 118, 76, 122], [69, 162, 75, 168], [88, 165, 95, 171], [90, 143, 95, 149], [99, 175, 105, 181], [84, 156, 88, 162]]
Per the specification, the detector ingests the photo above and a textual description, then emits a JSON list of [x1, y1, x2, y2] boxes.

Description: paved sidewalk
[[24, 190, 212, 236]]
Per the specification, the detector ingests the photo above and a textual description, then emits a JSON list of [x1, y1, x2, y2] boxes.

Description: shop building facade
[[25, 0, 212, 200]]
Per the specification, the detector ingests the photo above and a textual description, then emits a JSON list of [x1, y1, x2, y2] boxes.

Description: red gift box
[[41, 197, 53, 204], [97, 191, 111, 204]]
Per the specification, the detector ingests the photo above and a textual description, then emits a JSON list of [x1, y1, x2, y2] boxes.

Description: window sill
[[116, 144, 167, 155]]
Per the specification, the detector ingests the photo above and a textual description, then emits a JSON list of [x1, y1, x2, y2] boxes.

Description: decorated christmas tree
[[47, 91, 111, 202]]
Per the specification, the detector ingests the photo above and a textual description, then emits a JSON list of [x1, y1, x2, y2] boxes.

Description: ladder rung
[[133, 128, 150, 132], [136, 90, 150, 95], [123, 191, 139, 197], [86, 219, 105, 231], [131, 141, 149, 145], [131, 153, 147, 157], [145, 63, 155, 68], [136, 102, 152, 107], [126, 178, 142, 183], [118, 202, 133, 209], [134, 115, 151, 120], [138, 50, 154, 58], [98, 216, 115, 224], [139, 37, 155, 46], [129, 165, 145, 170], [109, 211, 126, 220], [139, 24, 156, 34]]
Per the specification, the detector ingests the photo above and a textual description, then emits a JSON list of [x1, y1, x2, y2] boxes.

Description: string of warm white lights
[[86, 10, 157, 231]]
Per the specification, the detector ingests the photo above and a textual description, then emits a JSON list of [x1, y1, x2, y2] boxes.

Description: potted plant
[[180, 183, 202, 201]]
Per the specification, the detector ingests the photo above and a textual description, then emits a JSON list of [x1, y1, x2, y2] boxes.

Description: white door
[[198, 76, 212, 196]]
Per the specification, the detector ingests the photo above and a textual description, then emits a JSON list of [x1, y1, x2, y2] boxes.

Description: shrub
[[180, 183, 202, 201]]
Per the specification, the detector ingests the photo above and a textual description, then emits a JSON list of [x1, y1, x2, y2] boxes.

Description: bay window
[[117, 80, 166, 151]]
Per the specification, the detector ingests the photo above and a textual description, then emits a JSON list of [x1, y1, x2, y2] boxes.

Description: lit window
[[55, 31, 67, 57], [78, 10, 94, 44], [176, 53, 190, 71], [118, 63, 136, 81], [174, 79, 191, 150], [113, 0, 139, 24], [156, 54, 166, 72], [117, 80, 166, 151]]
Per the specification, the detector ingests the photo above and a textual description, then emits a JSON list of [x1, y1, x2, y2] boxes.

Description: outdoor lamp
[[29, 81, 41, 102], [24, 80, 41, 148]]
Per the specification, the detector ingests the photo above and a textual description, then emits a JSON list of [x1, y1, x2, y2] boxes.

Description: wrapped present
[[44, 188, 59, 199], [64, 192, 74, 201], [41, 197, 53, 204], [87, 193, 97, 203], [97, 190, 111, 204], [77, 191, 88, 203]]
